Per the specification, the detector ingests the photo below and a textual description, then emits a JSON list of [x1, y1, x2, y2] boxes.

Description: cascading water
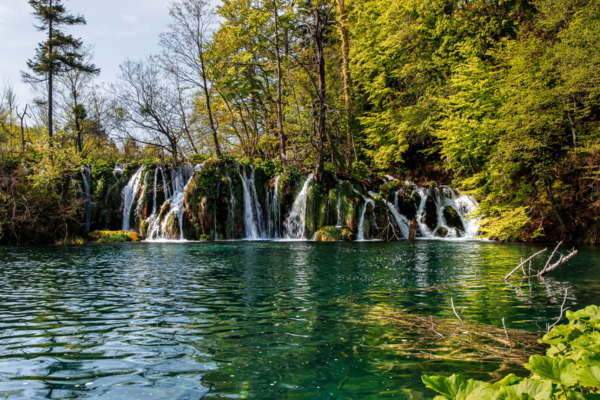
[[412, 186, 479, 239], [146, 164, 197, 241], [267, 176, 281, 239], [369, 190, 410, 239], [240, 167, 266, 239], [356, 198, 374, 241], [121, 166, 144, 231], [81, 165, 93, 233], [283, 174, 314, 240], [336, 181, 343, 228], [226, 175, 236, 238]]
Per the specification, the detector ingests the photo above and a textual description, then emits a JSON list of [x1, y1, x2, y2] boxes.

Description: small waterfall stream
[[267, 176, 281, 239], [369, 190, 410, 239], [240, 167, 266, 240], [121, 166, 144, 231], [147, 165, 197, 241], [356, 198, 374, 241], [283, 174, 314, 239], [226, 175, 236, 238]]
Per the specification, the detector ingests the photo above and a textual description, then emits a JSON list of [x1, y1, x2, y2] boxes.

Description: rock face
[[424, 195, 438, 231], [72, 160, 479, 242], [443, 206, 465, 232]]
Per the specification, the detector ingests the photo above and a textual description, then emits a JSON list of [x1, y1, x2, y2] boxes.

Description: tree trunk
[[314, 9, 327, 181], [198, 49, 221, 157], [336, 0, 356, 166], [273, 1, 287, 163], [48, 0, 54, 141]]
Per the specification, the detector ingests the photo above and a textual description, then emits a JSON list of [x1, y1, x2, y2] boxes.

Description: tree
[[22, 0, 99, 141], [113, 58, 194, 163], [159, 0, 221, 157]]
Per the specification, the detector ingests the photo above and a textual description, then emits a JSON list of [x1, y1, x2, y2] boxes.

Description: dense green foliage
[[423, 305, 600, 399]]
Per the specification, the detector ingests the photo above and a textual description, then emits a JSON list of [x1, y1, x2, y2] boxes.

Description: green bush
[[422, 305, 600, 399]]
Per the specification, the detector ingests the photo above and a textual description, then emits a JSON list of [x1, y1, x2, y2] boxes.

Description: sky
[[0, 0, 172, 104]]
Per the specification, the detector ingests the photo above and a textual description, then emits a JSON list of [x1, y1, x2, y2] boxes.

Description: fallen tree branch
[[505, 248, 547, 280], [430, 316, 445, 338], [538, 249, 578, 277], [502, 317, 511, 348], [542, 241, 563, 273], [547, 288, 569, 332], [451, 298, 464, 326]]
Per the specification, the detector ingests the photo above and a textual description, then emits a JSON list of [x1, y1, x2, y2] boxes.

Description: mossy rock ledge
[[88, 230, 143, 243], [314, 226, 342, 242]]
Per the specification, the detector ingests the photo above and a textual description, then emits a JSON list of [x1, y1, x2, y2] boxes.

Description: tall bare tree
[[159, 0, 221, 157]]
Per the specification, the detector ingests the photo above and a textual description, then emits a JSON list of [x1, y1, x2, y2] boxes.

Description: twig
[[451, 298, 463, 326], [502, 317, 511, 348], [538, 249, 578, 277], [521, 258, 526, 276], [541, 241, 563, 274], [475, 269, 479, 278], [430, 316, 445, 338], [505, 248, 547, 280], [548, 289, 569, 332]]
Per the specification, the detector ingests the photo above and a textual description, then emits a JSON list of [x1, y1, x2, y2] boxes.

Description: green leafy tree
[[22, 0, 99, 141]]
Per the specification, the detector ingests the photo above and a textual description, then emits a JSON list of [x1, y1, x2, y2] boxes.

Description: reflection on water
[[0, 241, 599, 399]]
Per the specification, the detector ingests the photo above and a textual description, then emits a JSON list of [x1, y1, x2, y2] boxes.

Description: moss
[[164, 213, 180, 239], [88, 230, 142, 243], [305, 182, 323, 239], [341, 227, 355, 241], [326, 186, 341, 226], [434, 226, 448, 238], [340, 181, 358, 230], [443, 206, 465, 232], [182, 166, 218, 240], [314, 226, 341, 242]]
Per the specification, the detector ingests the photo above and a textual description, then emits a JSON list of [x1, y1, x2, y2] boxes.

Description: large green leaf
[[422, 375, 468, 399], [525, 355, 578, 387], [577, 363, 600, 388], [514, 378, 553, 400], [566, 306, 600, 324], [542, 324, 582, 346]]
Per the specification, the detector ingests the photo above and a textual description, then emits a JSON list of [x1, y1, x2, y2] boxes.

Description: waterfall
[[356, 198, 374, 241], [121, 166, 144, 231], [283, 174, 314, 240], [411, 186, 479, 239], [226, 175, 236, 238], [146, 164, 196, 241], [336, 182, 343, 228], [240, 167, 266, 239], [81, 165, 92, 233], [368, 191, 410, 239], [268, 176, 280, 239]]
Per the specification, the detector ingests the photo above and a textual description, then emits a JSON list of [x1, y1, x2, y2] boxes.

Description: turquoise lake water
[[0, 241, 599, 399]]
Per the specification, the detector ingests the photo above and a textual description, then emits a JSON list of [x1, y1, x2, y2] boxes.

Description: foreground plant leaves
[[525, 355, 578, 387], [422, 305, 600, 399]]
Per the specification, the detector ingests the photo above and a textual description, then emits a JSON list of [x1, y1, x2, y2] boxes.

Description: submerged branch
[[505, 248, 547, 280]]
